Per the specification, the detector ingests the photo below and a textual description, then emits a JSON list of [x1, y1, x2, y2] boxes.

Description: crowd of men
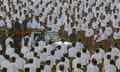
[[0, 0, 120, 72], [0, 0, 120, 47], [0, 33, 120, 72]]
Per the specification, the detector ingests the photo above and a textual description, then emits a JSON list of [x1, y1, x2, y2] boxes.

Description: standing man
[[85, 24, 94, 48], [70, 28, 77, 43], [93, 30, 101, 48]]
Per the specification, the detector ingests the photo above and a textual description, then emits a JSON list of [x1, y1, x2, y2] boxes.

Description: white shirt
[[5, 47, 15, 56], [47, 15, 54, 28], [7, 63, 19, 72], [104, 52, 114, 60], [16, 57, 26, 70], [104, 64, 116, 72], [61, 43, 67, 54], [26, 52, 34, 60], [85, 28, 94, 37], [113, 31, 120, 39], [116, 58, 120, 69], [104, 59, 110, 67], [44, 65, 52, 72], [32, 57, 41, 68], [5, 17, 12, 29], [91, 53, 102, 64], [40, 52, 48, 62], [0, 19, 5, 27], [51, 24, 59, 32], [0, 55, 5, 65], [81, 23, 88, 31], [21, 46, 29, 58], [64, 24, 71, 32], [87, 63, 99, 72], [92, 21, 99, 30], [31, 17, 40, 29], [1, 59, 10, 69], [72, 57, 82, 69], [38, 40, 46, 52], [56, 62, 69, 72], [47, 55, 56, 67], [24, 64, 36, 72], [112, 19, 119, 28], [74, 68, 83, 72], [55, 49, 64, 60], [81, 52, 90, 65], [99, 48, 105, 58], [27, 21, 33, 29], [75, 42, 84, 51], [68, 47, 77, 58], [46, 44, 54, 55], [105, 27, 113, 36], [34, 46, 41, 56], [65, 57, 70, 68], [100, 32, 108, 40], [111, 47, 120, 57]]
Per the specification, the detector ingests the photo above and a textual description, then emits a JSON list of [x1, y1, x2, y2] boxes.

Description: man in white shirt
[[40, 48, 48, 62], [0, 51, 5, 65], [47, 15, 54, 28], [111, 43, 120, 58], [24, 59, 36, 72], [56, 57, 70, 72], [55, 45, 64, 60], [91, 49, 102, 65], [73, 63, 83, 72], [85, 25, 94, 48], [116, 54, 120, 71], [5, 34, 14, 48], [0, 17, 5, 28], [47, 51, 56, 68], [85, 25, 94, 38], [5, 42, 15, 57], [16, 53, 25, 72], [81, 19, 88, 31], [72, 52, 82, 70], [34, 42, 41, 56], [103, 54, 111, 67], [112, 15, 119, 29], [100, 27, 108, 49], [92, 21, 99, 30], [21, 42, 29, 58], [61, 39, 68, 54], [87, 58, 100, 72], [27, 19, 33, 29], [68, 43, 77, 58], [46, 41, 54, 55], [5, 16, 12, 29], [105, 24, 113, 47], [57, 65, 64, 72], [32, 52, 41, 69], [7, 57, 19, 72], [105, 24, 113, 37], [44, 60, 52, 72], [75, 39, 84, 51], [98, 45, 105, 58], [0, 55, 10, 69], [113, 28, 120, 43], [38, 38, 46, 52], [81, 48, 90, 67], [103, 60, 116, 72]]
